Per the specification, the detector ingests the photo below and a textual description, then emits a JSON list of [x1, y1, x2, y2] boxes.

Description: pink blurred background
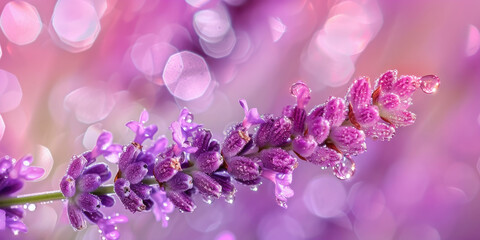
[[0, 0, 479, 239]]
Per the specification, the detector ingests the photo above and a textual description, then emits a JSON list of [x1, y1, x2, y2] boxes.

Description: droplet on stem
[[419, 75, 440, 94]]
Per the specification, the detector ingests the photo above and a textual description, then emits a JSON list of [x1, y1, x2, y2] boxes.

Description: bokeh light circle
[[52, 0, 101, 52], [163, 51, 212, 101], [0, 1, 43, 45], [0, 69, 23, 113]]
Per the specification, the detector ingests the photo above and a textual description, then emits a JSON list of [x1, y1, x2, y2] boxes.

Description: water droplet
[[276, 198, 288, 208], [23, 204, 27, 209], [13, 229, 19, 235], [250, 185, 259, 191], [419, 75, 440, 94], [290, 82, 309, 98], [333, 156, 356, 180], [27, 203, 36, 211], [202, 195, 214, 204], [225, 194, 235, 204]]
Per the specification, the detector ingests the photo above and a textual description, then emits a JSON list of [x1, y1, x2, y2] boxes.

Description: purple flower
[[0, 155, 44, 234], [150, 189, 174, 227], [170, 108, 200, 155], [96, 214, 128, 240], [255, 115, 292, 148], [60, 154, 114, 231], [90, 131, 123, 163], [261, 169, 294, 209], [126, 109, 158, 145], [373, 70, 419, 128], [346, 76, 395, 141], [239, 99, 264, 129]]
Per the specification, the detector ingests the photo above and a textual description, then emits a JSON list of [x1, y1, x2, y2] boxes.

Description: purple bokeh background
[[0, 0, 479, 239]]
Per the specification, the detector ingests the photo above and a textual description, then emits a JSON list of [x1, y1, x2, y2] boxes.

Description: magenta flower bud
[[392, 75, 418, 98], [291, 107, 306, 135], [323, 97, 346, 127], [210, 172, 235, 196], [306, 146, 342, 168], [130, 183, 153, 200], [60, 175, 76, 198], [167, 172, 193, 192], [192, 171, 222, 198], [166, 191, 196, 213], [386, 110, 416, 127], [154, 157, 181, 183], [83, 210, 103, 223], [119, 144, 139, 172], [67, 155, 88, 179], [307, 116, 330, 144], [75, 192, 101, 212], [347, 77, 371, 109], [114, 178, 146, 213], [256, 116, 293, 148], [292, 135, 317, 158], [99, 195, 115, 207], [364, 122, 396, 141], [222, 124, 250, 158], [259, 148, 297, 174], [124, 162, 148, 184], [192, 129, 212, 154], [67, 202, 87, 231], [355, 106, 380, 127], [330, 126, 366, 155], [84, 163, 111, 183], [76, 174, 101, 192], [208, 140, 220, 152], [378, 93, 401, 110], [376, 70, 397, 92], [227, 156, 261, 181], [196, 151, 223, 174]]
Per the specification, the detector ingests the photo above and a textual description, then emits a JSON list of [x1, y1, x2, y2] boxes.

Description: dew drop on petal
[[333, 156, 356, 180], [0, 1, 42, 45], [290, 82, 309, 97], [419, 75, 440, 94], [163, 51, 211, 101], [0, 69, 22, 113]]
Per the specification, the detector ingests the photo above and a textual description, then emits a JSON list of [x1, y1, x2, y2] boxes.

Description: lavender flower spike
[[0, 155, 45, 234]]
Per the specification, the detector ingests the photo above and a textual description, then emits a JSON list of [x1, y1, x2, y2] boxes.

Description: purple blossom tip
[[154, 157, 182, 183], [166, 191, 196, 213], [151, 189, 174, 227], [330, 126, 367, 156], [126, 110, 158, 145], [195, 151, 223, 174], [90, 131, 123, 163], [306, 146, 342, 169], [222, 125, 251, 158], [9, 155, 45, 181], [292, 135, 318, 158], [262, 169, 294, 209], [192, 171, 222, 198], [166, 172, 193, 192], [239, 99, 264, 128], [259, 148, 297, 174], [67, 202, 87, 231], [307, 116, 330, 144], [227, 156, 261, 181], [290, 81, 311, 109], [97, 214, 128, 240], [323, 97, 347, 127], [255, 116, 292, 148]]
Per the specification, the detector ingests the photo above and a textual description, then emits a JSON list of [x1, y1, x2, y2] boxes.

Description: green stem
[[0, 177, 159, 208]]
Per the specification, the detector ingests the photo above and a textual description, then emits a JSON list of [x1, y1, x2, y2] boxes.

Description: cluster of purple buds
[[0, 155, 44, 234], [60, 132, 127, 239], [54, 70, 439, 238]]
